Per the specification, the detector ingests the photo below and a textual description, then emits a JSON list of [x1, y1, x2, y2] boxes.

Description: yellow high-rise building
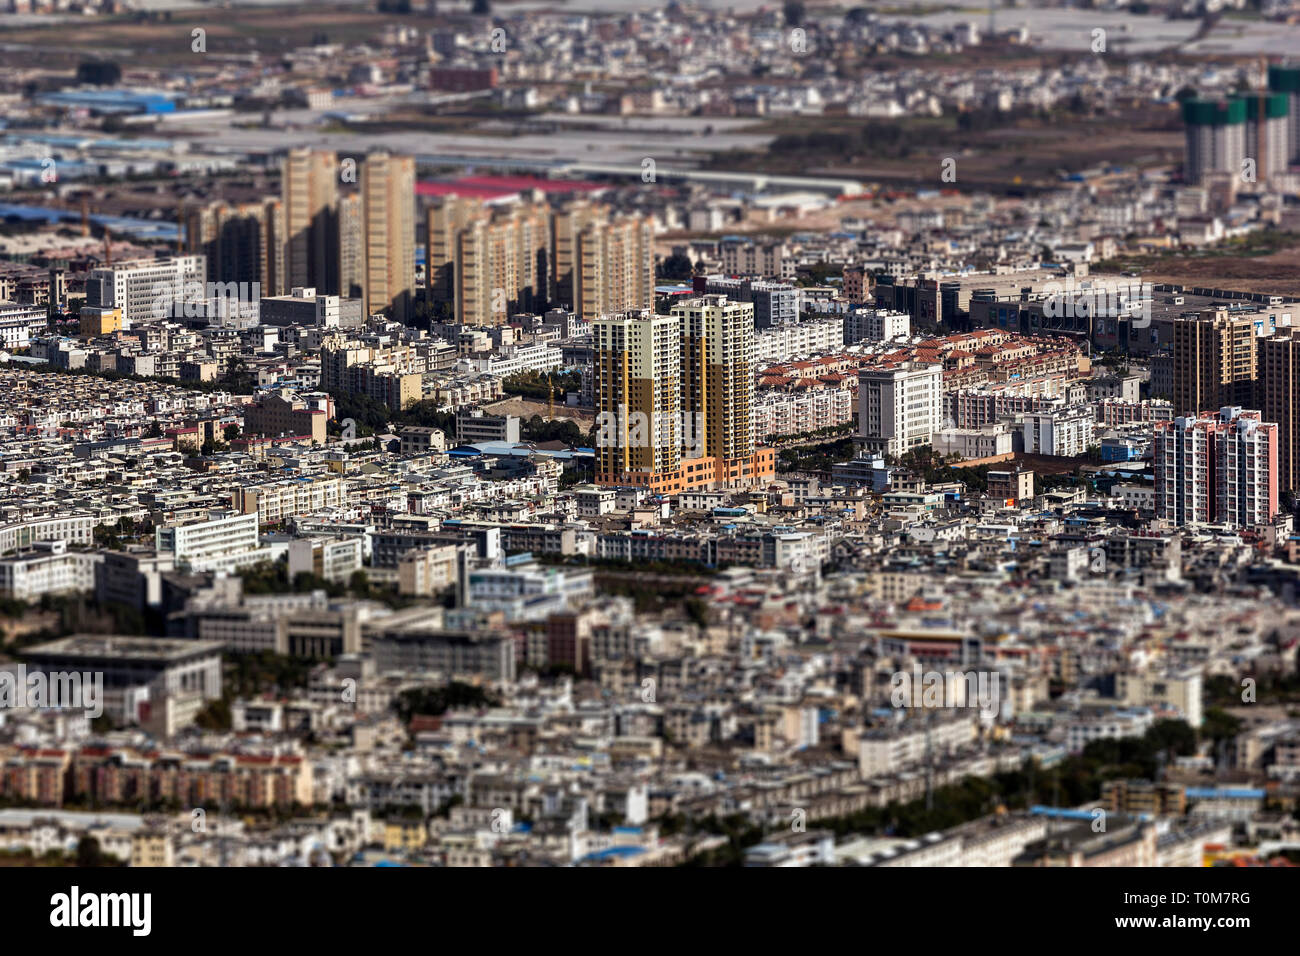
[[675, 294, 756, 464], [1171, 308, 1258, 416], [593, 296, 772, 493], [594, 311, 682, 483]]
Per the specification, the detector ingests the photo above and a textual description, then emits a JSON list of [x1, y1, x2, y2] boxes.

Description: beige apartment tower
[[427, 196, 483, 309], [282, 148, 339, 294], [1261, 327, 1300, 494], [552, 200, 601, 312], [574, 215, 654, 322], [338, 192, 364, 300], [429, 199, 553, 325], [183, 198, 286, 297], [361, 151, 416, 324]]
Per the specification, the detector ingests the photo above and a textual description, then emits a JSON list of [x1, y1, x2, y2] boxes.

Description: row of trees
[[679, 720, 1209, 865]]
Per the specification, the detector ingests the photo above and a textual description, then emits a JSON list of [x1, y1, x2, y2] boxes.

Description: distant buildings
[[155, 510, 263, 571], [1022, 406, 1095, 458], [260, 287, 361, 328], [319, 336, 423, 411], [182, 198, 286, 297], [1013, 816, 1157, 867], [360, 151, 416, 324], [844, 308, 910, 344], [456, 408, 519, 445], [23, 634, 224, 726], [427, 197, 550, 325], [1260, 325, 1300, 495], [282, 148, 340, 294], [427, 197, 652, 323], [0, 540, 100, 601], [698, 275, 800, 328], [281, 148, 416, 323], [1183, 70, 1300, 187]]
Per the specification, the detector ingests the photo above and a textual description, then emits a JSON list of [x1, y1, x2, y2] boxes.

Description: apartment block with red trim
[[1154, 406, 1279, 529]]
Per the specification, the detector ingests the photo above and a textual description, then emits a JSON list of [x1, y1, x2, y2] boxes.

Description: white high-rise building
[[1022, 406, 1095, 457], [85, 256, 207, 326], [857, 362, 943, 457], [155, 511, 263, 572], [1183, 98, 1247, 186]]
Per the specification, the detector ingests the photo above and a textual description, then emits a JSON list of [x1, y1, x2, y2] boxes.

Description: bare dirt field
[[485, 396, 596, 425], [0, 4, 420, 68], [1137, 246, 1300, 297]]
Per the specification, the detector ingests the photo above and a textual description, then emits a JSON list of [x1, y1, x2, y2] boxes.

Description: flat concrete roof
[[23, 634, 225, 662]]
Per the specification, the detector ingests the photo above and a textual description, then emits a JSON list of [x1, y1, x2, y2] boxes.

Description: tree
[[146, 421, 163, 438], [224, 423, 241, 443], [522, 415, 583, 446], [76, 836, 104, 867], [395, 683, 500, 722], [349, 570, 372, 597], [1201, 708, 1243, 748], [657, 253, 694, 280], [76, 61, 121, 86], [194, 697, 232, 731]]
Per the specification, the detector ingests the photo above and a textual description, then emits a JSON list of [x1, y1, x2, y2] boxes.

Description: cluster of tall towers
[[184, 148, 416, 323], [1171, 306, 1300, 501], [592, 295, 775, 493], [1182, 64, 1300, 188], [426, 196, 654, 324]]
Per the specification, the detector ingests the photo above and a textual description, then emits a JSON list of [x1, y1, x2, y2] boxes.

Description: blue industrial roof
[[583, 846, 644, 860], [1029, 806, 1098, 820], [0, 202, 177, 240], [36, 90, 177, 113]]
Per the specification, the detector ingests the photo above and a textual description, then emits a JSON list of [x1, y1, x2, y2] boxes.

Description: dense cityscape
[[0, 0, 1295, 890]]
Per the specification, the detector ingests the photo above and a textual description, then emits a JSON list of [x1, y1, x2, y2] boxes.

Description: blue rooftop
[[1185, 788, 1266, 799], [583, 846, 644, 861]]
